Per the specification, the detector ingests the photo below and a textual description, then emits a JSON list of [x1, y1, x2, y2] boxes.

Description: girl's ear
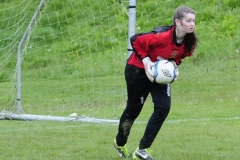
[[175, 19, 181, 26]]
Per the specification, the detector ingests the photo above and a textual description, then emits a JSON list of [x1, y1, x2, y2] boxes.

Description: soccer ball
[[151, 60, 176, 84]]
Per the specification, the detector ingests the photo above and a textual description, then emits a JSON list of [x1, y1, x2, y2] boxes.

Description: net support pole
[[127, 0, 136, 58], [16, 0, 46, 113]]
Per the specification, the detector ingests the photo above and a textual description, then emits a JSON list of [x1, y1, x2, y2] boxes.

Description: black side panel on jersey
[[151, 26, 171, 34]]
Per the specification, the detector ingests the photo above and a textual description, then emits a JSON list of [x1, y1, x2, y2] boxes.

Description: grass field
[[1, 62, 240, 159], [1, 0, 240, 159], [1, 117, 240, 159]]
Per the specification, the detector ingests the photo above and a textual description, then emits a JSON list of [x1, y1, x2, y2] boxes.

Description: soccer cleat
[[114, 139, 132, 158], [133, 148, 154, 160]]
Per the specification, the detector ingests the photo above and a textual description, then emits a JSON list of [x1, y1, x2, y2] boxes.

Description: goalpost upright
[[127, 0, 136, 58], [16, 0, 46, 113]]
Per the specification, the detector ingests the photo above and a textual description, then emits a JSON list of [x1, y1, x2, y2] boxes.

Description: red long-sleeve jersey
[[127, 26, 192, 69]]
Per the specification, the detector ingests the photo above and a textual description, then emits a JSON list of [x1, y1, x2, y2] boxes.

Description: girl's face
[[176, 13, 195, 34]]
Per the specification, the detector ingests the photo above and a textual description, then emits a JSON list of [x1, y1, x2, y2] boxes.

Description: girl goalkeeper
[[114, 6, 199, 160]]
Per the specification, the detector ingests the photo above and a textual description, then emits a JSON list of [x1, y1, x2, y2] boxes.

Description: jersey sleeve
[[131, 33, 163, 60]]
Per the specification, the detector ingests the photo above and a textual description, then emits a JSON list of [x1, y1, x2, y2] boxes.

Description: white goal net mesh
[[1, 0, 131, 119]]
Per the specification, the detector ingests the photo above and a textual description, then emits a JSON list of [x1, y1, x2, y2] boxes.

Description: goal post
[[120, 0, 136, 58], [0, 0, 136, 122], [16, 0, 46, 113]]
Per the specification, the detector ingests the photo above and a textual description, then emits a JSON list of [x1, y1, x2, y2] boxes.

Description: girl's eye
[[186, 19, 195, 23]]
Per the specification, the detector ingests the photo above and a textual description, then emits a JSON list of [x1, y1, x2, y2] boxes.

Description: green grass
[[1, 118, 240, 160], [1, 63, 240, 159]]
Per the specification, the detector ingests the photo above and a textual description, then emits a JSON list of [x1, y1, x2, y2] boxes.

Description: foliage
[[0, 0, 240, 81]]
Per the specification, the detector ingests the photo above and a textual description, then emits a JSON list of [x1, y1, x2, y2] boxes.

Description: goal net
[[0, 0, 132, 121]]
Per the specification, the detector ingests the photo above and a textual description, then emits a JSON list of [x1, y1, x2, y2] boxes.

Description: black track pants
[[116, 64, 171, 149]]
